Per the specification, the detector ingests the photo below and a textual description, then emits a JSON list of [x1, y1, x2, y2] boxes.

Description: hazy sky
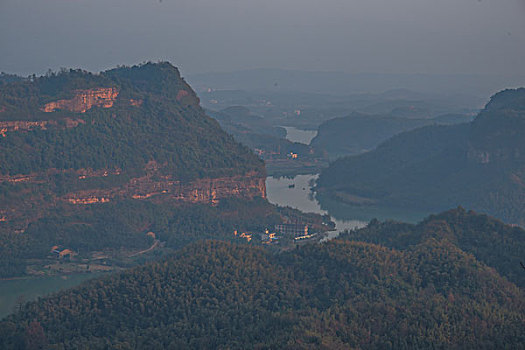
[[1, 0, 524, 76]]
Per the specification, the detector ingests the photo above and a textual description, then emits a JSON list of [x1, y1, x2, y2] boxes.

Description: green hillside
[[1, 209, 523, 349], [0, 63, 275, 279], [316, 88, 525, 225], [310, 112, 471, 159], [0, 62, 263, 179], [341, 207, 525, 288]]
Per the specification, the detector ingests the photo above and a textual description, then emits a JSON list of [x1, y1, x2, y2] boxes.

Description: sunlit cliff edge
[[0, 62, 267, 252]]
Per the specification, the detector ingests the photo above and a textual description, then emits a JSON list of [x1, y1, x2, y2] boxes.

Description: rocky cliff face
[[467, 90, 525, 165], [0, 63, 276, 281], [0, 118, 87, 137], [64, 170, 266, 205], [0, 165, 266, 229], [41, 87, 119, 113]]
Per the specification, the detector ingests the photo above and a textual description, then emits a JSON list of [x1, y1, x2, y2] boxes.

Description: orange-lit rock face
[[41, 87, 119, 113], [129, 99, 143, 107], [66, 197, 110, 205], [63, 171, 266, 205], [0, 120, 49, 132], [0, 118, 85, 136]]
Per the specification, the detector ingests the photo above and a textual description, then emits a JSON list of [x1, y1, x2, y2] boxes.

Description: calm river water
[[268, 125, 432, 236], [281, 126, 317, 144], [266, 174, 432, 239], [265, 174, 367, 239]]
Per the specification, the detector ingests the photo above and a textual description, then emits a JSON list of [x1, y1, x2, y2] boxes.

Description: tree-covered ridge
[[485, 87, 525, 112], [310, 111, 471, 159], [0, 73, 23, 86], [341, 207, 525, 288], [0, 62, 264, 179], [316, 88, 525, 225], [1, 210, 524, 349]]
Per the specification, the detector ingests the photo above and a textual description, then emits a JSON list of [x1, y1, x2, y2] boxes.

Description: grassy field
[[0, 273, 106, 319]]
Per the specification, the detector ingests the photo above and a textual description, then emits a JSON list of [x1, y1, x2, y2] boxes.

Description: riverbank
[[266, 173, 435, 239], [266, 174, 367, 236]]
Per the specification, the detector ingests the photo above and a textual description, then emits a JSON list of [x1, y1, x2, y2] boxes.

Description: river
[[272, 125, 365, 238], [267, 125, 433, 236], [266, 173, 433, 239], [266, 174, 367, 239], [281, 126, 317, 144]]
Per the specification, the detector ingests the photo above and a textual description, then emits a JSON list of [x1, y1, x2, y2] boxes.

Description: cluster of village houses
[[50, 224, 317, 261], [253, 146, 299, 161], [50, 246, 76, 260], [234, 223, 317, 244]]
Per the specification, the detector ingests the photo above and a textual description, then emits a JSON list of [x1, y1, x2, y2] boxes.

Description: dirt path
[[128, 240, 160, 257]]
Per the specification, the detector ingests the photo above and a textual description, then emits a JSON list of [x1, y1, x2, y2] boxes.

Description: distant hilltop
[[316, 88, 525, 226]]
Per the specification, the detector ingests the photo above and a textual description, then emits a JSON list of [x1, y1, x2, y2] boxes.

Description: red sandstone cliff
[[63, 170, 266, 205], [41, 87, 119, 113], [0, 167, 265, 231], [0, 118, 87, 137]]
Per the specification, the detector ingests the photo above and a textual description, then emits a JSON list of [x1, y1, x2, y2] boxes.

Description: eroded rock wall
[[41, 87, 119, 113], [63, 171, 266, 205]]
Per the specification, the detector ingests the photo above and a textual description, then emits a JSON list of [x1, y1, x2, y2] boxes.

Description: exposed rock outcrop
[[0, 118, 87, 137], [0, 167, 120, 183], [129, 99, 143, 107], [67, 196, 111, 205], [41, 87, 118, 113], [63, 171, 266, 205], [0, 120, 50, 136]]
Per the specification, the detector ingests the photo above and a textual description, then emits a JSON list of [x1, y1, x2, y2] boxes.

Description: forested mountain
[[0, 73, 23, 85], [207, 106, 310, 157], [0, 62, 263, 178], [0, 63, 279, 278], [310, 112, 472, 159], [316, 88, 525, 225], [210, 106, 286, 139], [207, 106, 326, 176], [341, 207, 525, 288], [1, 209, 523, 349]]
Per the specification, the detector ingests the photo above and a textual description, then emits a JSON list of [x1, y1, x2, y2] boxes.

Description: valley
[[2, 1, 525, 348], [316, 88, 525, 226], [2, 209, 524, 348], [0, 63, 523, 349]]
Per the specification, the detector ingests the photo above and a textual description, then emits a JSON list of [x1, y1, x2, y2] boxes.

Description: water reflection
[[266, 174, 432, 238], [265, 174, 366, 236], [281, 126, 317, 144]]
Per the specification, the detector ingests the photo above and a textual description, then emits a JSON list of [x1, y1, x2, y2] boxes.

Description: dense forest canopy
[[0, 62, 263, 178], [1, 209, 524, 349]]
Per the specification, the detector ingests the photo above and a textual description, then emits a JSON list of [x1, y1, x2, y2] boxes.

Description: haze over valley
[[0, 1, 524, 348]]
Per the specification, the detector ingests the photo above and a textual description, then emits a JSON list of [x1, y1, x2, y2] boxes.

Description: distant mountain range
[[311, 112, 473, 159], [188, 68, 525, 98], [316, 88, 525, 226]]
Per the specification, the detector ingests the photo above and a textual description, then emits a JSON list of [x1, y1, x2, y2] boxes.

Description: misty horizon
[[1, 0, 524, 78]]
